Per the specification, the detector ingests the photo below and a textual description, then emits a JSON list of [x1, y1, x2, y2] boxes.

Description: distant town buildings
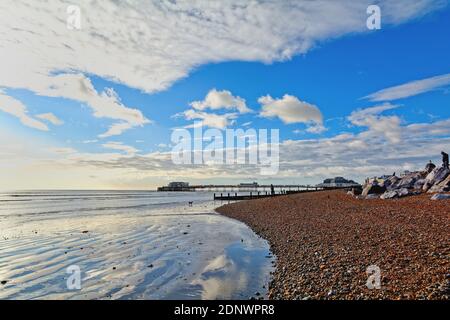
[[168, 182, 189, 189], [157, 182, 192, 191], [316, 177, 360, 188]]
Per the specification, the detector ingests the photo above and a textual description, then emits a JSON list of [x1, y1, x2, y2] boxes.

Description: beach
[[0, 191, 273, 300], [216, 190, 450, 300]]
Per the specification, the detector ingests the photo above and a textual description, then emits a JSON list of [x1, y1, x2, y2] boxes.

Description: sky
[[1, 0, 450, 190]]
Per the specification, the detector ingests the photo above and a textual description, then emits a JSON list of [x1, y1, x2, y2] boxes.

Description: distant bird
[[188, 201, 193, 207]]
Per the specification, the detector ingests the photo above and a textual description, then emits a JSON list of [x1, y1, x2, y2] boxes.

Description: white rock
[[430, 193, 450, 200], [423, 166, 450, 192]]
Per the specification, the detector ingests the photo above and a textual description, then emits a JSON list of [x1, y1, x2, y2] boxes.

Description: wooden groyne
[[213, 187, 352, 201]]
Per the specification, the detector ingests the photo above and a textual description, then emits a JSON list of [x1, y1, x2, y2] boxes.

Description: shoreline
[[216, 190, 450, 300]]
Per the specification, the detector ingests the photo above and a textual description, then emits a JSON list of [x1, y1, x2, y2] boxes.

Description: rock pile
[[360, 161, 450, 200]]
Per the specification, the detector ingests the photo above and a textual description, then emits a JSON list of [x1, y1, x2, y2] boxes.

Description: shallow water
[[0, 191, 273, 300]]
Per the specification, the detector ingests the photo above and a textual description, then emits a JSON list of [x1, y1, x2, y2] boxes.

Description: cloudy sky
[[1, 0, 450, 190]]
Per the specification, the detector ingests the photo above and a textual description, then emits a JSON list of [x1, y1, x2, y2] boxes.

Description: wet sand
[[0, 191, 273, 300], [216, 190, 450, 300]]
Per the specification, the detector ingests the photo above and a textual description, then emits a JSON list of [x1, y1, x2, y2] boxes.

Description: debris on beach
[[358, 158, 450, 200]]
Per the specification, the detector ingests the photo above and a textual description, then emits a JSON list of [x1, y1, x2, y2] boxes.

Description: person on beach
[[270, 184, 275, 196], [442, 151, 449, 169]]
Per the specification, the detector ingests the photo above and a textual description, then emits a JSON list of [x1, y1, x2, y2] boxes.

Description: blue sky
[[1, 1, 450, 189]]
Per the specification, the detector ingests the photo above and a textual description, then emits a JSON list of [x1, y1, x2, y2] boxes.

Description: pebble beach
[[216, 190, 450, 300]]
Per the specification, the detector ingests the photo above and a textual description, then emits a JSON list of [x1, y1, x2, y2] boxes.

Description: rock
[[380, 188, 413, 200], [1, 280, 7, 285], [428, 174, 450, 193], [391, 172, 426, 190], [423, 166, 450, 192], [362, 183, 386, 197], [413, 179, 426, 190], [398, 188, 412, 197], [366, 194, 380, 200], [425, 161, 436, 173], [381, 190, 399, 199], [382, 175, 401, 189], [431, 194, 450, 200], [348, 188, 362, 197]]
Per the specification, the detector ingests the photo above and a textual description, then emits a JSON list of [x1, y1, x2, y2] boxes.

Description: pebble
[[217, 190, 450, 300]]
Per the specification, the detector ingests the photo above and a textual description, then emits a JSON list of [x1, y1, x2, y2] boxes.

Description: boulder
[[427, 174, 450, 193], [413, 179, 426, 190], [348, 187, 362, 196], [423, 166, 450, 192], [425, 161, 436, 173], [383, 176, 400, 190], [381, 190, 399, 199], [362, 183, 386, 197], [430, 193, 450, 200], [380, 188, 414, 200], [389, 171, 426, 190]]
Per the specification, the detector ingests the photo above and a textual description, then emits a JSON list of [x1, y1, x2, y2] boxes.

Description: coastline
[[216, 190, 450, 300]]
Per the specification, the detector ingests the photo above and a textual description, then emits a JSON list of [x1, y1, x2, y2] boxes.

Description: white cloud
[[3, 110, 450, 189], [306, 124, 327, 134], [0, 0, 444, 135], [183, 109, 237, 129], [190, 89, 250, 113], [0, 93, 49, 131], [348, 103, 402, 143], [259, 94, 324, 132], [102, 142, 139, 156], [36, 113, 64, 126], [33, 74, 151, 138], [365, 73, 450, 101]]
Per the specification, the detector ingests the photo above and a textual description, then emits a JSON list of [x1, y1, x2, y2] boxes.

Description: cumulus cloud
[[191, 89, 250, 113], [364, 73, 450, 101], [183, 109, 237, 129], [348, 103, 402, 143], [36, 113, 64, 126], [259, 94, 324, 133]]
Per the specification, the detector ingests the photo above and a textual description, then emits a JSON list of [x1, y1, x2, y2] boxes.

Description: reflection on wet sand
[[0, 191, 274, 300]]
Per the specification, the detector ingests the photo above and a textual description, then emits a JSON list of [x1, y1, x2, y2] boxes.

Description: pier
[[157, 184, 323, 192]]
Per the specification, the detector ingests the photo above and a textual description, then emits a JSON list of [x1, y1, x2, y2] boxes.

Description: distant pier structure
[[157, 180, 361, 197], [157, 182, 193, 192]]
